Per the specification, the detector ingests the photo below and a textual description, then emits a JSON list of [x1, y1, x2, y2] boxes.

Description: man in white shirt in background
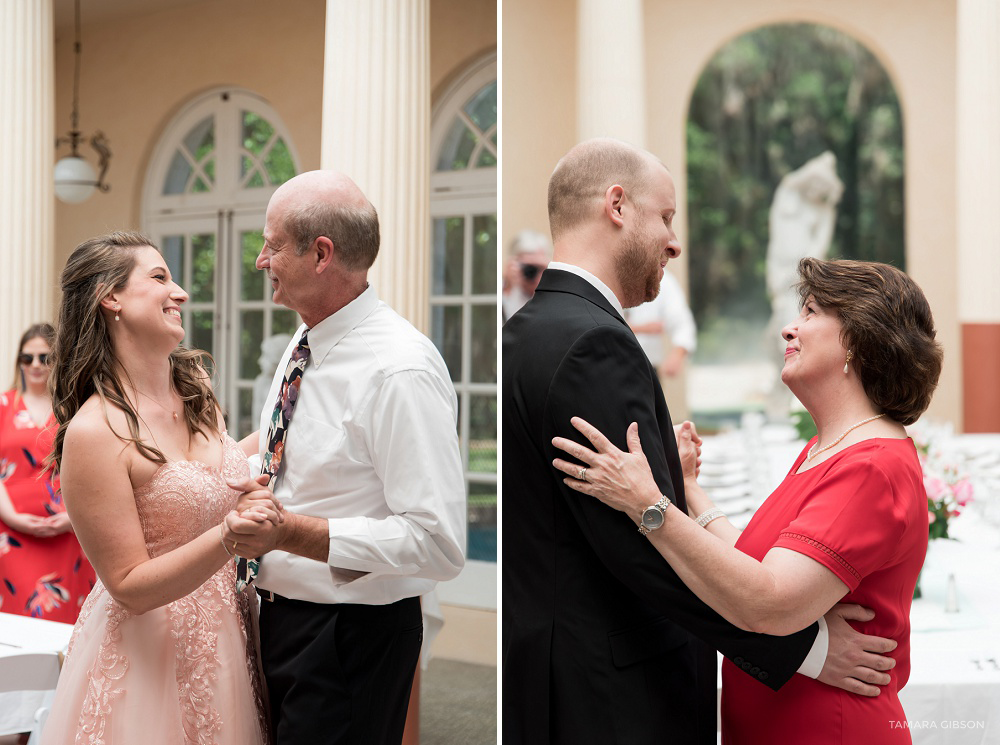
[[224, 169, 466, 745], [625, 270, 697, 419]]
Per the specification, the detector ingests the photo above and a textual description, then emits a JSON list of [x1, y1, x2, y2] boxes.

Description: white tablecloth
[[897, 518, 1000, 744], [0, 613, 73, 738]]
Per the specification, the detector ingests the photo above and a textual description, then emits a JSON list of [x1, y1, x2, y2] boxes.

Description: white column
[[957, 0, 1000, 321], [0, 0, 55, 375], [577, 0, 647, 146], [956, 0, 1000, 431], [320, 0, 430, 332]]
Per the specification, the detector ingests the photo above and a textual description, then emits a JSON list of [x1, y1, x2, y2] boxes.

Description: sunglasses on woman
[[18, 353, 50, 366]]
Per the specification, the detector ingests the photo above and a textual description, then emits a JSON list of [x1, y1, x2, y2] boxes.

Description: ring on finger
[[577, 466, 588, 482]]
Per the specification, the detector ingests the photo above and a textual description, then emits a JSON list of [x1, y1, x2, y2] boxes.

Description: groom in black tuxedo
[[502, 139, 895, 745]]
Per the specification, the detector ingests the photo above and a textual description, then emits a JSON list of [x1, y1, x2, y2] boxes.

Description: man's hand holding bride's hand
[[674, 421, 702, 481], [222, 475, 286, 558], [551, 417, 660, 517], [228, 474, 284, 524]]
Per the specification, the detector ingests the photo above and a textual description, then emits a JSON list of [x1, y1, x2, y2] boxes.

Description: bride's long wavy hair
[[49, 231, 220, 470]]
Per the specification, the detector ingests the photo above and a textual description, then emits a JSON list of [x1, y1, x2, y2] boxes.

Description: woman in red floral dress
[[0, 323, 95, 622]]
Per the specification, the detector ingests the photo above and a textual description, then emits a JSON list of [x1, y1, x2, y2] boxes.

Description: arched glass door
[[143, 89, 300, 438]]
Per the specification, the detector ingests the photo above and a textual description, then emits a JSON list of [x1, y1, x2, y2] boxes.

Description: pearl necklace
[[807, 414, 885, 461]]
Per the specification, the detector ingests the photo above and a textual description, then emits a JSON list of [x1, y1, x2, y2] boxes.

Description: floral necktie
[[236, 329, 310, 593]]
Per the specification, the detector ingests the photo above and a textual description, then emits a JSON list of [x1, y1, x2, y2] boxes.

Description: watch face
[[641, 506, 665, 530]]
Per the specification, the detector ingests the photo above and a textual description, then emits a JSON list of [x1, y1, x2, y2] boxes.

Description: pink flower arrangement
[[909, 425, 975, 541]]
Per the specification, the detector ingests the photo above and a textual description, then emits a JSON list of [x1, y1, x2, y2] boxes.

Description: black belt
[[256, 589, 346, 609], [256, 588, 302, 604]]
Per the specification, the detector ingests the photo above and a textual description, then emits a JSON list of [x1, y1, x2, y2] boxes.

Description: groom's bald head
[[547, 138, 664, 240]]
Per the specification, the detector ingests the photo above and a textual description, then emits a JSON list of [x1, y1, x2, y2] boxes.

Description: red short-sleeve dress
[[0, 391, 95, 621], [721, 437, 927, 745]]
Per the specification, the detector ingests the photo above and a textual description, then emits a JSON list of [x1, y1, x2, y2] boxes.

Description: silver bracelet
[[694, 507, 725, 528], [220, 523, 235, 557]]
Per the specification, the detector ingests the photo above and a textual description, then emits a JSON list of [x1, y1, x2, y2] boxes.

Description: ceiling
[[53, 0, 207, 31]]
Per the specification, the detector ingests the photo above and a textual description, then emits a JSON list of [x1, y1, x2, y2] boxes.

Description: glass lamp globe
[[54, 155, 98, 203]]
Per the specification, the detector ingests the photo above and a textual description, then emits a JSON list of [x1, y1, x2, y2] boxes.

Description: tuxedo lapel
[[533, 268, 628, 327]]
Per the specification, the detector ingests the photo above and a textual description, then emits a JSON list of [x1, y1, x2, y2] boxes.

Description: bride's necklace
[[135, 388, 179, 422], [808, 414, 885, 461]]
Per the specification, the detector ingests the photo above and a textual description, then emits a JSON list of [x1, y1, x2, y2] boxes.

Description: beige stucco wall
[[52, 0, 497, 311], [502, 0, 961, 426], [501, 0, 577, 244], [431, 0, 497, 98], [52, 0, 326, 294]]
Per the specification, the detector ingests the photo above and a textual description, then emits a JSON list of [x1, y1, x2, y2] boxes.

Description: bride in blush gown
[[41, 232, 282, 745]]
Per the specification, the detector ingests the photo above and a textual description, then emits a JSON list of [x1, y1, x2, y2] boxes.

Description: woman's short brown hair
[[796, 258, 942, 425]]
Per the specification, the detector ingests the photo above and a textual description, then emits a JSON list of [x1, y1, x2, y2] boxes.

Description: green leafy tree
[[687, 24, 905, 363]]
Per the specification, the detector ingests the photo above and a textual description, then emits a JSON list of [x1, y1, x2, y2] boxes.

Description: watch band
[[638, 495, 671, 535]]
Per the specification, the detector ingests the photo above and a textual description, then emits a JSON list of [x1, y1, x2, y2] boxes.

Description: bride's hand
[[674, 421, 702, 481], [551, 417, 661, 517], [227, 474, 285, 525]]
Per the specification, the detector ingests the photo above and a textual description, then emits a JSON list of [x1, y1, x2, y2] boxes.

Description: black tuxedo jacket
[[502, 269, 819, 745]]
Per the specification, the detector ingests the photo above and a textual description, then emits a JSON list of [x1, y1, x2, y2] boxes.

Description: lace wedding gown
[[41, 436, 268, 745]]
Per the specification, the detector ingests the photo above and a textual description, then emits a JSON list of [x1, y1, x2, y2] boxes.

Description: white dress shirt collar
[[547, 261, 625, 318], [305, 283, 380, 368]]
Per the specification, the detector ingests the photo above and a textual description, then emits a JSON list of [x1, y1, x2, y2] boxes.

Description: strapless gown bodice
[[41, 435, 269, 745], [134, 444, 247, 556]]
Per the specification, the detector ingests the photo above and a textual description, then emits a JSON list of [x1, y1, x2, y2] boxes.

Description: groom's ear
[[604, 184, 626, 228]]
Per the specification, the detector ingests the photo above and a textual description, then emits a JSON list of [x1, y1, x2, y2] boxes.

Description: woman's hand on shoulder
[[551, 418, 661, 517]]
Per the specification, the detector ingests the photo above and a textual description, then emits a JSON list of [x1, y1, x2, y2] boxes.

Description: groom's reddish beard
[[615, 218, 663, 309]]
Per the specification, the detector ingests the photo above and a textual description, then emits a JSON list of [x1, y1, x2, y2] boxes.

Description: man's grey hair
[[283, 199, 381, 271]]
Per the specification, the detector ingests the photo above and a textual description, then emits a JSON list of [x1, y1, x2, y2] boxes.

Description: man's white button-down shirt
[[255, 284, 466, 604]]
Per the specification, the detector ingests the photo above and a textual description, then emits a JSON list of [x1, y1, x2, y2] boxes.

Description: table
[[896, 518, 1000, 744], [0, 613, 74, 742]]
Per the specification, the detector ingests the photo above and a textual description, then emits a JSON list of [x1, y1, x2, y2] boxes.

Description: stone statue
[[765, 151, 844, 421], [252, 333, 293, 421]]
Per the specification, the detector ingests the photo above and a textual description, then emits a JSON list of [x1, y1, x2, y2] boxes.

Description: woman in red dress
[[0, 323, 95, 622], [552, 259, 942, 744]]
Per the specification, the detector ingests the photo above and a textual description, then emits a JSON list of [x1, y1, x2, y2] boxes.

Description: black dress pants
[[258, 593, 423, 745]]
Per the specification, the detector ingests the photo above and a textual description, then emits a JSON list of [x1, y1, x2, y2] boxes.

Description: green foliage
[[687, 24, 905, 362], [927, 499, 952, 542], [469, 446, 497, 474], [791, 410, 818, 442]]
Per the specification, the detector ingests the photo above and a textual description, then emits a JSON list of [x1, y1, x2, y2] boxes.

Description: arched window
[[430, 53, 497, 609], [143, 89, 300, 437], [686, 24, 903, 425]]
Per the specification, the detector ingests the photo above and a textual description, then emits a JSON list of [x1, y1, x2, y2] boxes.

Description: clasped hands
[[221, 474, 286, 559], [3, 510, 73, 538]]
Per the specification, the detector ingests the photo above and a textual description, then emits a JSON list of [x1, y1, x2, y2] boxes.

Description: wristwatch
[[639, 495, 672, 536]]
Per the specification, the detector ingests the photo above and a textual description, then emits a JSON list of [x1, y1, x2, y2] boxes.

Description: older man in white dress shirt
[[224, 170, 466, 744]]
